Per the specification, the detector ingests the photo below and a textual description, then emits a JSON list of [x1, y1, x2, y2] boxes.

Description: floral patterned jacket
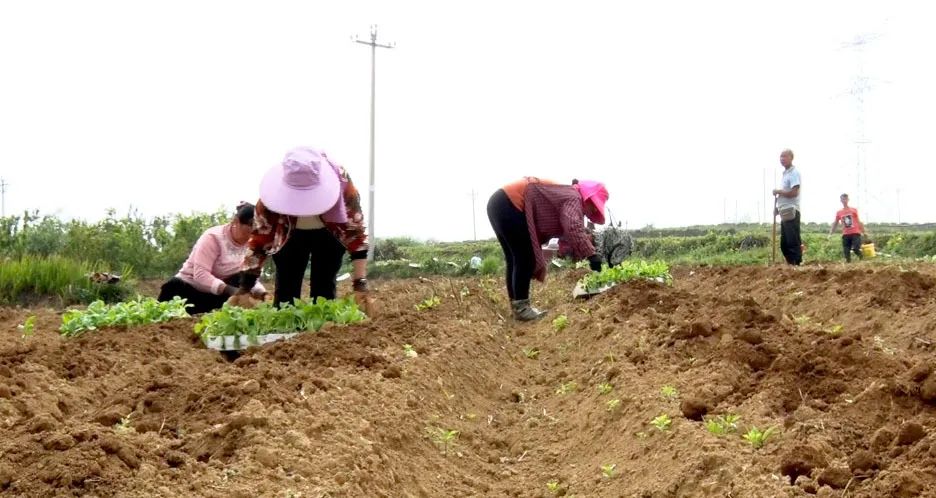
[[239, 165, 368, 291]]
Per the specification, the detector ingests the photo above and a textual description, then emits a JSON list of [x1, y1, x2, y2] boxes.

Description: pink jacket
[[177, 225, 266, 295]]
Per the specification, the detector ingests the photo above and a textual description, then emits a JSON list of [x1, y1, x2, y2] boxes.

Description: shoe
[[511, 299, 547, 321]]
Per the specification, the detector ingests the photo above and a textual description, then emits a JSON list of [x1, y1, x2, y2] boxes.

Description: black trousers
[[780, 211, 802, 266], [487, 189, 534, 301], [158, 275, 239, 314], [273, 228, 346, 307], [842, 234, 863, 262]]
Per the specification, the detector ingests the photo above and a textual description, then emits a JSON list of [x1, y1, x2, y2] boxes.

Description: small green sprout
[[826, 324, 844, 335], [427, 426, 459, 455], [556, 381, 578, 395], [597, 382, 613, 395], [546, 480, 561, 493], [114, 414, 133, 433], [606, 399, 621, 412], [793, 314, 811, 325], [650, 413, 672, 431], [704, 414, 741, 436], [18, 315, 36, 338], [552, 314, 568, 332], [743, 426, 777, 449], [403, 344, 418, 358], [415, 296, 441, 311], [522, 347, 540, 359], [601, 463, 616, 478], [660, 385, 679, 400]]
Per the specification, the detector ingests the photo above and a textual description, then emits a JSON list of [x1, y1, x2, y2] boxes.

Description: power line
[[353, 25, 395, 262]]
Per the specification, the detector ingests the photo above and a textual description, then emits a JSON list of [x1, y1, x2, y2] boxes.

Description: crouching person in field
[[487, 177, 608, 321], [158, 203, 267, 314]]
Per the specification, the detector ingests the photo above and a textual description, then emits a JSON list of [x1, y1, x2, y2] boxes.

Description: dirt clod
[[896, 422, 926, 446], [679, 397, 710, 421], [817, 467, 851, 489], [848, 450, 878, 474]]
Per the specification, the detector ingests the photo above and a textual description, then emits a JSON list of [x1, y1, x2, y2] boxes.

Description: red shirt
[[835, 207, 862, 236], [521, 183, 596, 282]]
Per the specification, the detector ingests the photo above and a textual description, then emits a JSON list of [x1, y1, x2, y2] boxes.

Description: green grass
[[0, 255, 132, 305]]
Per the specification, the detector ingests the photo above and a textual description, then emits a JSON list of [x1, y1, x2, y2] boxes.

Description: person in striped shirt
[[487, 177, 609, 321]]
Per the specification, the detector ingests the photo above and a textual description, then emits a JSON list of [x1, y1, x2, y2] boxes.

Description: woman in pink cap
[[487, 177, 609, 321], [229, 147, 371, 312]]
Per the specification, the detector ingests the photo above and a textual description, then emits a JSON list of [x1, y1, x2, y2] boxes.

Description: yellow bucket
[[861, 243, 876, 258]]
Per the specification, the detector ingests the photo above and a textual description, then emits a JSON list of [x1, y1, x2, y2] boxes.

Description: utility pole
[[353, 25, 395, 262], [469, 189, 477, 240], [0, 178, 7, 218]]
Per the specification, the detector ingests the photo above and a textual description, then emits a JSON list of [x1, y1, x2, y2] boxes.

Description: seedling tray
[[202, 332, 300, 351], [572, 277, 667, 299]]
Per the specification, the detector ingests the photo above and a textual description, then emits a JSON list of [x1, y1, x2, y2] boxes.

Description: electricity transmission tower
[[353, 25, 395, 261]]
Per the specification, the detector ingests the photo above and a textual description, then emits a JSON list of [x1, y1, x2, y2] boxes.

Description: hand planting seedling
[[597, 382, 613, 395], [660, 385, 679, 400], [607, 399, 622, 412], [579, 260, 672, 293], [18, 315, 36, 338], [552, 314, 568, 332], [546, 480, 561, 494], [403, 344, 418, 358], [415, 296, 441, 311], [522, 347, 540, 359], [61, 297, 191, 337], [651, 413, 672, 431], [427, 426, 459, 455], [704, 414, 740, 436], [194, 297, 365, 343], [601, 463, 616, 479], [556, 382, 578, 395], [743, 426, 777, 449]]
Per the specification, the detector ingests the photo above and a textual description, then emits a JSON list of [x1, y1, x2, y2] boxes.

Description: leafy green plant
[[0, 255, 132, 305], [403, 344, 418, 358], [415, 296, 441, 311], [597, 382, 613, 395], [522, 347, 540, 359], [826, 324, 844, 335], [793, 314, 811, 325], [546, 480, 561, 493], [704, 414, 741, 436], [660, 385, 679, 400], [18, 315, 36, 338], [579, 259, 672, 292], [194, 297, 365, 341], [114, 414, 133, 433], [552, 314, 568, 332], [426, 427, 459, 455], [601, 463, 616, 479], [743, 426, 777, 449], [60, 296, 191, 337], [556, 382, 578, 395], [607, 399, 622, 412], [650, 413, 672, 431]]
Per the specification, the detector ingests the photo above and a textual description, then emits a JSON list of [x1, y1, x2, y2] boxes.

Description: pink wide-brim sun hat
[[576, 180, 609, 225], [259, 147, 341, 216]]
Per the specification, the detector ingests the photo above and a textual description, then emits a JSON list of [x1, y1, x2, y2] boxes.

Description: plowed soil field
[[1, 264, 935, 497]]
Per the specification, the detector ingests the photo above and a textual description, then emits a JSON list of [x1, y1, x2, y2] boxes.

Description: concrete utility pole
[[0, 178, 7, 218], [470, 189, 478, 240], [353, 25, 395, 262]]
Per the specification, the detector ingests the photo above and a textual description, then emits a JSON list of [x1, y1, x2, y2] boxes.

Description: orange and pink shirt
[[835, 207, 863, 236]]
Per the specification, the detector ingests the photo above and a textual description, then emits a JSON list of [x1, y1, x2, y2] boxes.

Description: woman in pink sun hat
[[487, 177, 609, 321], [229, 147, 372, 313]]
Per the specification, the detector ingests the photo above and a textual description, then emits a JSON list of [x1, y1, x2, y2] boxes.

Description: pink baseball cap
[[575, 180, 609, 225], [259, 147, 341, 216]]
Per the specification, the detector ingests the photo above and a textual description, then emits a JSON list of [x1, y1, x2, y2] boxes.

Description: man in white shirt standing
[[773, 149, 802, 265]]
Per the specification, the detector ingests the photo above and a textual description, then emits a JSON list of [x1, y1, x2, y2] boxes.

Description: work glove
[[226, 291, 259, 309], [588, 254, 604, 272]]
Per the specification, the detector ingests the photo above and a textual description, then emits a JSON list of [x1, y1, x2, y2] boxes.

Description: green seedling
[[415, 296, 441, 311], [635, 431, 649, 439], [62, 296, 192, 337], [546, 480, 561, 494], [556, 382, 578, 395], [793, 314, 811, 325], [704, 414, 741, 436], [427, 427, 459, 455], [597, 382, 613, 395], [552, 314, 568, 332], [579, 259, 672, 292], [606, 399, 621, 412], [601, 463, 616, 479], [522, 347, 540, 359], [660, 385, 679, 400], [743, 426, 777, 449], [18, 315, 36, 338], [193, 296, 365, 341], [403, 344, 418, 358], [114, 414, 133, 433], [826, 324, 844, 335], [650, 413, 672, 431]]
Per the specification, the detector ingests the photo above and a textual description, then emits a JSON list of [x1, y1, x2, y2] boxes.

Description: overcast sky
[[1, 1, 933, 241]]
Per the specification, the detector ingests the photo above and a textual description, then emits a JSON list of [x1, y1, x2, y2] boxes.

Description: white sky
[[1, 1, 934, 242]]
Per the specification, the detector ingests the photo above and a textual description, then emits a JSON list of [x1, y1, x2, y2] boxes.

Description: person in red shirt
[[487, 177, 608, 321], [829, 193, 864, 262]]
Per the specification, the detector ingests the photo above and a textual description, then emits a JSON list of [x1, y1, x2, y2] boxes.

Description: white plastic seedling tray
[[572, 277, 668, 299], [203, 333, 300, 351]]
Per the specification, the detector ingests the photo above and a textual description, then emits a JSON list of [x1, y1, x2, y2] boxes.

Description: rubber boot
[[511, 299, 547, 321]]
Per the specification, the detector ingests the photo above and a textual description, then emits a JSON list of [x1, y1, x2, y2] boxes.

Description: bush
[[479, 256, 502, 275], [0, 256, 133, 305]]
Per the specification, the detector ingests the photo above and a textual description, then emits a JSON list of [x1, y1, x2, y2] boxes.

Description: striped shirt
[[522, 183, 596, 282]]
